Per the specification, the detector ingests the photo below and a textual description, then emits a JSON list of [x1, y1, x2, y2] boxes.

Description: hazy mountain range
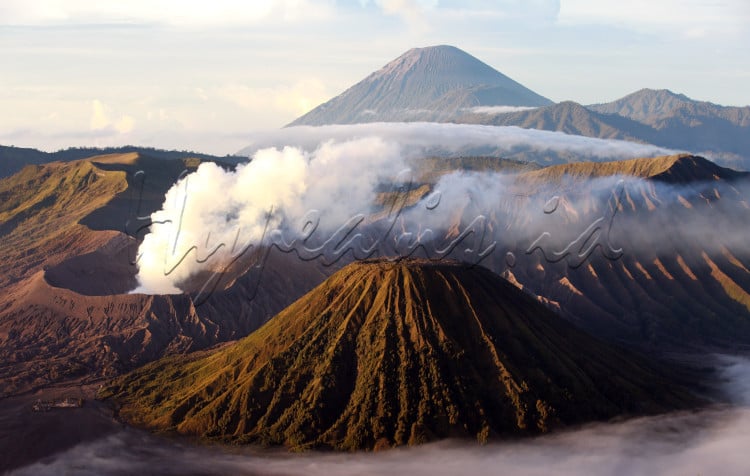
[[458, 90, 750, 169], [287, 45, 750, 170], [5, 46, 747, 173]]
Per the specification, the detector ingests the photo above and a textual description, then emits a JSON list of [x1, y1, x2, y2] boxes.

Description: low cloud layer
[[415, 171, 750, 267], [11, 355, 750, 476], [0, 0, 334, 26], [239, 122, 676, 161], [132, 122, 747, 295], [465, 105, 539, 115]]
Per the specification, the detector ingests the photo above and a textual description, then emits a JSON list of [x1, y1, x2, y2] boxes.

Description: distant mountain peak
[[588, 88, 700, 122], [553, 100, 589, 111], [586, 89, 750, 158], [369, 44, 505, 84], [288, 45, 552, 126], [630, 88, 692, 100]]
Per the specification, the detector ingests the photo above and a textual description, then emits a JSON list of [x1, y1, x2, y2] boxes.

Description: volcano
[[288, 45, 552, 126], [102, 259, 696, 450]]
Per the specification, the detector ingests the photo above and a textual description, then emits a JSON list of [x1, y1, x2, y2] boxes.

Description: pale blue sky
[[1, 0, 748, 154]]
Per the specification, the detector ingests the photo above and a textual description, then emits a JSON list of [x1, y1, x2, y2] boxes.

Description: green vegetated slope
[[103, 259, 697, 450]]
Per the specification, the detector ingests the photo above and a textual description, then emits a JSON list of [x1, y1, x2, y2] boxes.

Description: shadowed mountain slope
[[484, 156, 750, 348], [0, 154, 328, 397], [588, 89, 750, 162], [102, 259, 697, 450], [375, 154, 750, 349], [456, 101, 652, 142]]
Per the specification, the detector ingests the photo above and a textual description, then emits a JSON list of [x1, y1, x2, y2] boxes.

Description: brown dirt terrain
[[102, 259, 700, 451], [492, 155, 750, 348], [0, 384, 120, 473], [0, 154, 329, 397], [2, 152, 749, 413]]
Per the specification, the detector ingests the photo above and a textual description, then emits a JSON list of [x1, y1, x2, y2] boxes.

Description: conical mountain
[[102, 259, 697, 450], [288, 45, 552, 126]]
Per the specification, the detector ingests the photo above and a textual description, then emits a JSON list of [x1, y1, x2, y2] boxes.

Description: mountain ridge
[[516, 153, 748, 184], [0, 144, 246, 179], [0, 153, 329, 397], [3, 152, 748, 400], [456, 100, 653, 142], [455, 92, 750, 169], [588, 88, 750, 125]]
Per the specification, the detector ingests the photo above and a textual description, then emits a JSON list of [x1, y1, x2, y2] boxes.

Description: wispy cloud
[[558, 0, 750, 38], [0, 0, 336, 26], [466, 105, 539, 115], [240, 122, 675, 160], [90, 99, 136, 134], [11, 356, 750, 476], [216, 79, 330, 117], [367, 0, 438, 31]]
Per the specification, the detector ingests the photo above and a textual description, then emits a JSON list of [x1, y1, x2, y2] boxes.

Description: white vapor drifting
[[133, 121, 735, 295], [11, 355, 750, 476], [239, 122, 676, 161], [465, 105, 539, 115], [133, 137, 406, 294]]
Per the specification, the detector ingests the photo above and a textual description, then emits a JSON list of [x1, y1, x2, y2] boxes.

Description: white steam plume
[[133, 122, 744, 295], [133, 137, 406, 294]]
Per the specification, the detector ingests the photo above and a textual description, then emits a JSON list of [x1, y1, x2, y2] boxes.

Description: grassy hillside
[[102, 259, 698, 451]]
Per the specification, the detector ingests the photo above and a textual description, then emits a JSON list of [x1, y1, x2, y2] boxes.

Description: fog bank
[[11, 356, 750, 476], [238, 122, 675, 160]]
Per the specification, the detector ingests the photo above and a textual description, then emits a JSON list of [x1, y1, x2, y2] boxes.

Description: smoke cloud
[[10, 355, 750, 476], [133, 137, 407, 294], [131, 122, 746, 295], [410, 171, 750, 269]]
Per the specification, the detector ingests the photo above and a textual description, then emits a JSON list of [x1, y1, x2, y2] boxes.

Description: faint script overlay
[[125, 168, 624, 304]]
